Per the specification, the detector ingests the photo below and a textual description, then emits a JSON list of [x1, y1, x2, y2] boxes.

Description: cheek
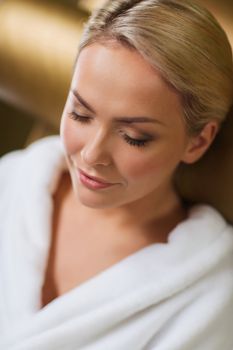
[[60, 115, 83, 155], [118, 146, 182, 183], [118, 152, 162, 181]]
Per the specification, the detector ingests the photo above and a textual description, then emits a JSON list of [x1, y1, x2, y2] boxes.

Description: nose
[[80, 128, 112, 167]]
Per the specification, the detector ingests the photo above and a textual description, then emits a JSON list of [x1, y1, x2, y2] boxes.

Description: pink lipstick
[[77, 169, 115, 190]]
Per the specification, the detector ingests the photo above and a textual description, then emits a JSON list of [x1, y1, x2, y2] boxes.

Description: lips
[[78, 168, 113, 185]]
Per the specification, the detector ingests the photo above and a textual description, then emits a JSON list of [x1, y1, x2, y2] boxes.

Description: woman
[[1, 0, 233, 349]]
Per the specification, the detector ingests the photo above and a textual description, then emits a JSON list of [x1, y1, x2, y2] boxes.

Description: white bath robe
[[0, 135, 233, 350]]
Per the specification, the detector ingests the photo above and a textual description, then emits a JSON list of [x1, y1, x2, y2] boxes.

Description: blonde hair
[[76, 0, 233, 135]]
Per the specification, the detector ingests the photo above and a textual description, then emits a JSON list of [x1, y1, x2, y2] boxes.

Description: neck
[[68, 174, 187, 233], [59, 171, 188, 244]]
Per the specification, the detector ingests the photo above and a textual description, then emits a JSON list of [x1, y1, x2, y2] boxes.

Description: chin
[[73, 187, 117, 210], [80, 198, 117, 210]]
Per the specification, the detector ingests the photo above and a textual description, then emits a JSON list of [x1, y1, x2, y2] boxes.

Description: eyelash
[[68, 112, 150, 148]]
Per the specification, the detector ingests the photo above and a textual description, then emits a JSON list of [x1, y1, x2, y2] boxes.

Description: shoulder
[[191, 204, 233, 249], [153, 204, 233, 349], [184, 204, 233, 302], [0, 135, 63, 181], [168, 203, 233, 297], [178, 204, 233, 246], [0, 135, 65, 205], [0, 135, 66, 239], [0, 135, 62, 169]]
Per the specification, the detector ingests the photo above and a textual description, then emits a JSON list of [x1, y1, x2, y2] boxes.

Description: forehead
[[72, 42, 183, 123]]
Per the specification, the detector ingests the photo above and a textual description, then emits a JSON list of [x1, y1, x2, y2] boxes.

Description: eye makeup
[[67, 111, 153, 148]]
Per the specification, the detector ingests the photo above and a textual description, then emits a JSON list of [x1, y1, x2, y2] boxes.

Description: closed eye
[[68, 111, 91, 123], [68, 111, 152, 148]]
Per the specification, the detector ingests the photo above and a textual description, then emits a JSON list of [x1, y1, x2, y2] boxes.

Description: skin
[[41, 42, 220, 306], [60, 41, 218, 234]]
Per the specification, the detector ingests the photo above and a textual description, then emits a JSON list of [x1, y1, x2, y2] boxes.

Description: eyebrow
[[71, 89, 165, 125]]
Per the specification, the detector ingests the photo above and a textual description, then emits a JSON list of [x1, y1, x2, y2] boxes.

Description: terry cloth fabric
[[0, 135, 233, 350]]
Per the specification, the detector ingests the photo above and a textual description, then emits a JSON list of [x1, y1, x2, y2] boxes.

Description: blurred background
[[0, 0, 232, 156]]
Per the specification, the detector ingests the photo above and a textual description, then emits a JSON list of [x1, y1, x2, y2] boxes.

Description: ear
[[182, 120, 219, 164]]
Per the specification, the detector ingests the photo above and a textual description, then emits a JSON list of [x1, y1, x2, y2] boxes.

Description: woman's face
[[60, 42, 194, 210]]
